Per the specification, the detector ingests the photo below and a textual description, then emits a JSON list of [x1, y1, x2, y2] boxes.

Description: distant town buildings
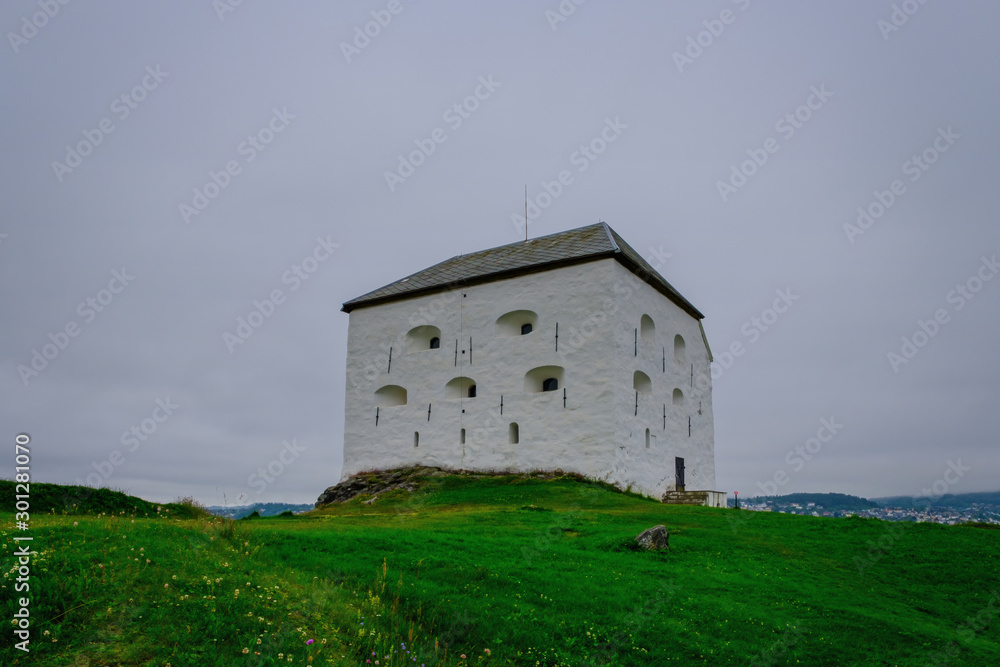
[[733, 498, 1000, 525]]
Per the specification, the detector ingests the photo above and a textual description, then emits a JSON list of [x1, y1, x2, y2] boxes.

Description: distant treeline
[[206, 502, 313, 519], [872, 491, 1000, 509], [735, 492, 878, 510]]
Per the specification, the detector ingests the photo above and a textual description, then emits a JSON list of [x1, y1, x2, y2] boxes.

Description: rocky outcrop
[[314, 466, 447, 507], [315, 466, 602, 508], [635, 525, 670, 551]]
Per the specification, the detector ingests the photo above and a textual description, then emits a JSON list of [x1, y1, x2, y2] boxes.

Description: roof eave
[[343, 250, 705, 320], [341, 252, 617, 313], [611, 253, 705, 320]]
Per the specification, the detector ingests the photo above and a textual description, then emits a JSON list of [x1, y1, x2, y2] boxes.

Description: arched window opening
[[524, 365, 565, 393], [413, 431, 419, 448], [645, 428, 651, 449], [674, 334, 686, 362], [460, 428, 466, 445], [509, 422, 519, 444], [497, 310, 538, 337], [445, 376, 477, 399], [633, 370, 652, 394], [673, 388, 684, 406], [640, 314, 655, 342], [406, 325, 442, 353], [375, 384, 407, 407]]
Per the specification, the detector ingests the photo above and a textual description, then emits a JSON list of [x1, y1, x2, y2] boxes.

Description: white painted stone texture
[[341, 257, 717, 503]]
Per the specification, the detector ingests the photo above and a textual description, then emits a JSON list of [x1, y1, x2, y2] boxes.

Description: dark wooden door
[[675, 457, 685, 491]]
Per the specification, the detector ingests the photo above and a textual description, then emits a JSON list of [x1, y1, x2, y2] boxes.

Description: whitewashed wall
[[341, 256, 716, 501], [604, 261, 717, 500]]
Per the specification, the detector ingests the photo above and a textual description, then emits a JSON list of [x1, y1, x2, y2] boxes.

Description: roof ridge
[[600, 221, 621, 253], [445, 222, 607, 263]]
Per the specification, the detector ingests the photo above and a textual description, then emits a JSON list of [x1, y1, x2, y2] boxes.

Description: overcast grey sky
[[2, 1, 998, 505]]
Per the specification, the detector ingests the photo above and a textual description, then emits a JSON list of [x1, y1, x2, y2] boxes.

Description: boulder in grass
[[635, 525, 670, 551]]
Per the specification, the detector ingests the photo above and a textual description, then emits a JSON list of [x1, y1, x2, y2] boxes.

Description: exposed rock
[[315, 465, 609, 508], [314, 466, 441, 507], [635, 525, 670, 551]]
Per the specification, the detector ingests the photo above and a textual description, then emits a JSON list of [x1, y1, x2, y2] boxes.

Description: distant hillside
[[873, 491, 1000, 508], [0, 480, 207, 518], [735, 492, 878, 510], [206, 502, 313, 519]]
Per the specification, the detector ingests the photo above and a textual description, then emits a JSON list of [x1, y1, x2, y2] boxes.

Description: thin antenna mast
[[524, 185, 528, 242]]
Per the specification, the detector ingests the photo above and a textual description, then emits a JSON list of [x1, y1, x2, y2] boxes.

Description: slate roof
[[342, 222, 704, 319]]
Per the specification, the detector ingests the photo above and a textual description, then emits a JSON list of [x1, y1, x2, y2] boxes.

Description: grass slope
[[2, 474, 998, 666], [0, 479, 208, 519]]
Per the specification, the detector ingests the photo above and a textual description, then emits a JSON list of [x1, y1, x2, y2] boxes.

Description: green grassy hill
[[0, 479, 208, 519], [2, 473, 998, 665]]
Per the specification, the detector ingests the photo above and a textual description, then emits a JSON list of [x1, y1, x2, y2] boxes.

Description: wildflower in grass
[[242, 648, 249, 654], [484, 648, 491, 656], [307, 639, 314, 645]]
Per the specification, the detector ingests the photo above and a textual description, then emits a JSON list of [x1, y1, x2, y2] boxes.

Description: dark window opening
[[468, 385, 477, 398], [429, 337, 440, 349], [520, 323, 533, 335], [541, 377, 558, 392], [509, 422, 519, 444]]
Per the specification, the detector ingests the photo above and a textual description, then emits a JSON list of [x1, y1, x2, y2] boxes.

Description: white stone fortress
[[340, 223, 724, 506]]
